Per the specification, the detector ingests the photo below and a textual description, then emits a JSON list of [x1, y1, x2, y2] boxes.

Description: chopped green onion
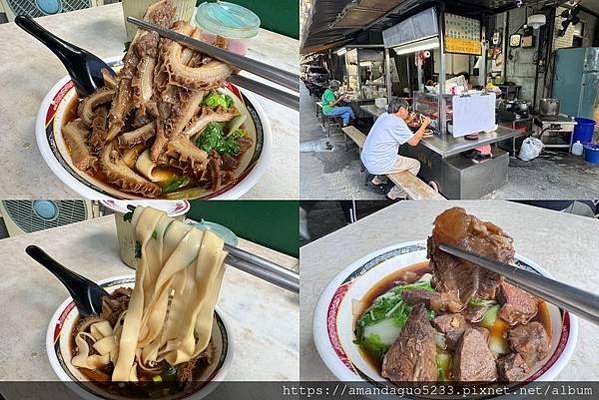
[[152, 375, 163, 383], [123, 211, 133, 223], [161, 176, 191, 194], [135, 241, 142, 259]]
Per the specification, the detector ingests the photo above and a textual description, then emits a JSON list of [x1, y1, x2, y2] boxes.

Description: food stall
[[334, 44, 398, 117], [359, 6, 520, 199]]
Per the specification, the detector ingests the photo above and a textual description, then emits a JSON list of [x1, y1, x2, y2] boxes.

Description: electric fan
[[0, 200, 98, 237], [0, 0, 103, 22]]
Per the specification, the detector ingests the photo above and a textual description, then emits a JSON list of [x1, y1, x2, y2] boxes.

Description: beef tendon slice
[[381, 304, 437, 382], [497, 353, 529, 382], [453, 327, 498, 382], [497, 281, 538, 325], [506, 321, 550, 367], [428, 207, 515, 311]]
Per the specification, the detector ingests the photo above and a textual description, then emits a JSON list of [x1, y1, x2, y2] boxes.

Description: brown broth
[[63, 95, 79, 127], [354, 262, 431, 372], [355, 263, 553, 379], [357, 261, 431, 313]]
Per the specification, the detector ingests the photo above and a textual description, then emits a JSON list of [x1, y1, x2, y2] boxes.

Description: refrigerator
[[552, 47, 599, 119]]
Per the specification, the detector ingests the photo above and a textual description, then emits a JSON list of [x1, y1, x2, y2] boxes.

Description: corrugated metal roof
[[301, 0, 575, 54]]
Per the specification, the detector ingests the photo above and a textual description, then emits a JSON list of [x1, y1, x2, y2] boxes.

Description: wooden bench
[[341, 125, 366, 149], [341, 126, 446, 200]]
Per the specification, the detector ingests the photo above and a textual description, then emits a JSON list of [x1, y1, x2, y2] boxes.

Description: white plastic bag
[[518, 137, 544, 161]]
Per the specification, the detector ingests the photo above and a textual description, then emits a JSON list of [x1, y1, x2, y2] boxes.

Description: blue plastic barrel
[[573, 118, 596, 144], [583, 144, 599, 164]]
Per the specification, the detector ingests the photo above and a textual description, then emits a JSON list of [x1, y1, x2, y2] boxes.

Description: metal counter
[[360, 105, 520, 158], [421, 127, 520, 158], [359, 106, 519, 198], [360, 104, 386, 118]]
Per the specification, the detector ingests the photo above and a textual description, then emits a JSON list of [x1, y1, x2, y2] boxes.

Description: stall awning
[[301, 0, 576, 55], [301, 0, 408, 55]]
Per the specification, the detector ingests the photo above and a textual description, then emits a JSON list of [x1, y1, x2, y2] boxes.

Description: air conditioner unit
[[0, 200, 99, 237], [0, 0, 103, 22]]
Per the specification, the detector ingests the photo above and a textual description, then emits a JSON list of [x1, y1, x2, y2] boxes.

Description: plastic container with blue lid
[[195, 1, 261, 55]]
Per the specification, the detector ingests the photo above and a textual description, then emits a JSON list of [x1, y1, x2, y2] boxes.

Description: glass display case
[[344, 48, 387, 101], [412, 91, 453, 126]]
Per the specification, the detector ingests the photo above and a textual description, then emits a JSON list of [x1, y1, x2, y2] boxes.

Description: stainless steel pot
[[540, 98, 560, 117]]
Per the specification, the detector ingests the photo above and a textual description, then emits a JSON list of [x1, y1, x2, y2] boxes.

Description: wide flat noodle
[[111, 206, 226, 381]]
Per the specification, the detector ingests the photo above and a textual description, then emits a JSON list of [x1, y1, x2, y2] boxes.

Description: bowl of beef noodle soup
[[313, 208, 578, 396], [36, 0, 270, 200], [47, 206, 233, 399]]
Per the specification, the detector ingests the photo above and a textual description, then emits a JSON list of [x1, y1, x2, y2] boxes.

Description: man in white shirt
[[361, 98, 430, 200]]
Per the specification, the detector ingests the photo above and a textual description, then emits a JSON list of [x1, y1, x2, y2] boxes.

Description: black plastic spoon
[[25, 245, 109, 317], [15, 15, 116, 97]]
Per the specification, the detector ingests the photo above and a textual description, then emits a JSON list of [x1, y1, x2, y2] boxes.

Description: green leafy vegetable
[[360, 333, 389, 360], [202, 91, 234, 109], [481, 304, 501, 328], [161, 176, 191, 194], [152, 375, 163, 383], [354, 278, 436, 360], [135, 241, 142, 259], [123, 211, 133, 223], [196, 122, 245, 155]]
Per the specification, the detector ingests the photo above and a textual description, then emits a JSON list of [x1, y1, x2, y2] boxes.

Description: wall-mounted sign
[[444, 13, 481, 55]]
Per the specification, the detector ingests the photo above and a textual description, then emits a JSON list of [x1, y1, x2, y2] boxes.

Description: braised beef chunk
[[497, 281, 538, 325], [382, 304, 437, 381], [431, 313, 467, 349], [177, 342, 215, 382], [497, 353, 529, 382], [428, 207, 514, 311], [506, 321, 550, 367], [473, 326, 490, 343], [453, 327, 497, 382], [100, 287, 133, 326], [402, 289, 445, 311]]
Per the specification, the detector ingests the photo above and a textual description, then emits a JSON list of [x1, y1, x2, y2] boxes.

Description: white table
[[301, 201, 599, 380], [0, 215, 299, 381], [0, 3, 298, 199]]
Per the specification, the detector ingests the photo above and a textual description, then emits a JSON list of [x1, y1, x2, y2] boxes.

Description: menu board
[[444, 13, 481, 55]]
